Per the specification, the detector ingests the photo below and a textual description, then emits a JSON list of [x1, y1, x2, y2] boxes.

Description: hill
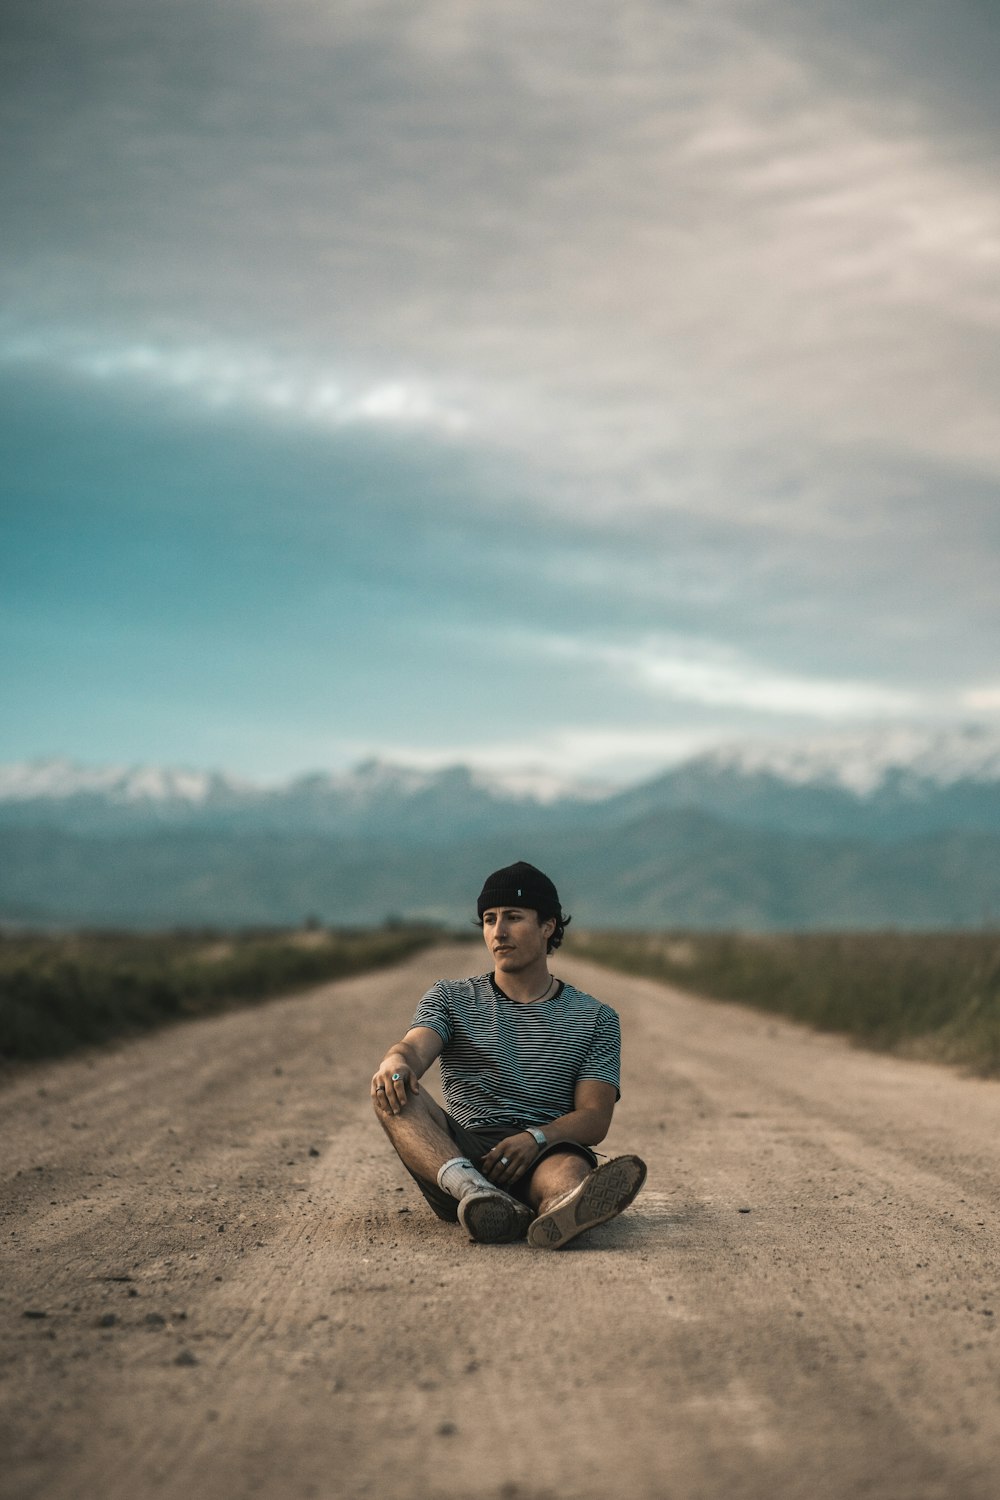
[[2, 726, 998, 928]]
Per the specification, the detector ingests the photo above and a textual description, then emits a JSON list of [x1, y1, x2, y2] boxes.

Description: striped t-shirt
[[410, 973, 621, 1132]]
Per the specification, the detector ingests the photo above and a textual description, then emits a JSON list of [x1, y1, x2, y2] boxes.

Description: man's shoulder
[[423, 974, 491, 1000], [558, 982, 619, 1020]]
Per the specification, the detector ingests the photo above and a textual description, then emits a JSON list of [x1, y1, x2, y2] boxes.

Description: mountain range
[[2, 725, 999, 930]]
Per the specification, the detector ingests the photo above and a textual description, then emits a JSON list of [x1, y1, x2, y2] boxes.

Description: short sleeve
[[410, 981, 455, 1046], [580, 1004, 621, 1097]]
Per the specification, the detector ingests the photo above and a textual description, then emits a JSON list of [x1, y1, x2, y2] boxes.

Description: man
[[371, 860, 646, 1248]]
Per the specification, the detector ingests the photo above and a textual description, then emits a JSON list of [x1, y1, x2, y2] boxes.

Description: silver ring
[[500, 1156, 509, 1166], [391, 1072, 401, 1081], [376, 1085, 386, 1092]]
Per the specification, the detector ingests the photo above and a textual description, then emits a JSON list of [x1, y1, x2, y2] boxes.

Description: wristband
[[526, 1126, 548, 1150]]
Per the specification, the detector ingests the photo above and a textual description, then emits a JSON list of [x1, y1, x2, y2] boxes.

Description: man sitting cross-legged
[[370, 860, 646, 1249]]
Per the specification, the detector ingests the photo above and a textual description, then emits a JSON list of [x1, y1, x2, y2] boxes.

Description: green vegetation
[[574, 930, 1000, 1077], [0, 924, 441, 1063]]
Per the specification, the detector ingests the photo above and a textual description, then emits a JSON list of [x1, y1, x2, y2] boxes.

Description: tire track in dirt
[[2, 944, 1000, 1500]]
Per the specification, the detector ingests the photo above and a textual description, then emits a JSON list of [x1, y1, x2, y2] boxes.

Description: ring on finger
[[500, 1156, 509, 1166]]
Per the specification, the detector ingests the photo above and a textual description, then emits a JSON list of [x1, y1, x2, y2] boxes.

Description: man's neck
[[492, 963, 554, 1004]]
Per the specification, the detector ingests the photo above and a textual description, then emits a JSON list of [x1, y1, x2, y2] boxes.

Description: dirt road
[[3, 943, 1000, 1500]]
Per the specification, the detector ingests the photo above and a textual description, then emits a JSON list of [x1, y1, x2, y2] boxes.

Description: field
[[6, 924, 1000, 1078], [0, 924, 441, 1063], [573, 929, 1000, 1077]]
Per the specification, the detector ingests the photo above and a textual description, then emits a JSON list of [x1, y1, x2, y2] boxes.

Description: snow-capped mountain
[[1, 725, 999, 836], [2, 727, 998, 928], [599, 724, 1000, 840], [693, 724, 1000, 797], [0, 758, 252, 805], [0, 755, 602, 841]]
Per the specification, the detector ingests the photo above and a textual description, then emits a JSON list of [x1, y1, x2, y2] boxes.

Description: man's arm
[[371, 1025, 444, 1117], [481, 1078, 617, 1184]]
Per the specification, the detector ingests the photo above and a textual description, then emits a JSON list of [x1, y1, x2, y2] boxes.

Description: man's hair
[[474, 907, 572, 954]]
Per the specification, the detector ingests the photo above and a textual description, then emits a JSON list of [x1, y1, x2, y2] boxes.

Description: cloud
[[6, 0, 999, 508], [1, 0, 997, 777], [0, 331, 471, 435], [961, 686, 1000, 715], [535, 632, 921, 720]]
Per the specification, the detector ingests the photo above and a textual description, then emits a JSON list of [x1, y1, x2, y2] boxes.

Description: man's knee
[[526, 1147, 592, 1207], [371, 1086, 433, 1132]]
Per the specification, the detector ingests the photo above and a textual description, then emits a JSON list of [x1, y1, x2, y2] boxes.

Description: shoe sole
[[527, 1155, 647, 1250], [458, 1190, 533, 1244]]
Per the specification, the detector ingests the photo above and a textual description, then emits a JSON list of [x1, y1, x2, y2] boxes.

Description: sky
[[2, 0, 999, 788]]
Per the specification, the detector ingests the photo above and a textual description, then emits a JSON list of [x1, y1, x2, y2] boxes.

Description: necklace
[[527, 978, 560, 1002], [493, 973, 557, 1003]]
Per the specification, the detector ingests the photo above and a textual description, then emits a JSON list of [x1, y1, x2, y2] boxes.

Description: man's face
[[482, 906, 556, 972]]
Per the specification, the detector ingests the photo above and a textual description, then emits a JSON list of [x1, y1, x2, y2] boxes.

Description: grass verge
[[573, 930, 1000, 1078], [0, 924, 441, 1064]]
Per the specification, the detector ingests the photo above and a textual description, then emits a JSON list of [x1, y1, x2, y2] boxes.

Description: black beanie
[[477, 861, 561, 919]]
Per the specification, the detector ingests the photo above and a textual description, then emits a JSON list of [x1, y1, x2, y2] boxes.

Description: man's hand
[[482, 1132, 539, 1187], [371, 1058, 419, 1116], [369, 1029, 442, 1117]]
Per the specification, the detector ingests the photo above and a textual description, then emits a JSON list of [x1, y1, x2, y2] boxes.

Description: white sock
[[436, 1156, 496, 1200]]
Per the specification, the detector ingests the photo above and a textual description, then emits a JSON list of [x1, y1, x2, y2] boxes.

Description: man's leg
[[524, 1147, 647, 1250], [372, 1089, 533, 1243], [524, 1149, 592, 1212], [373, 1084, 461, 1184]]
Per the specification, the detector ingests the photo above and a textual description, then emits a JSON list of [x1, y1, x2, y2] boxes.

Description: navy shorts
[[408, 1112, 599, 1221]]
